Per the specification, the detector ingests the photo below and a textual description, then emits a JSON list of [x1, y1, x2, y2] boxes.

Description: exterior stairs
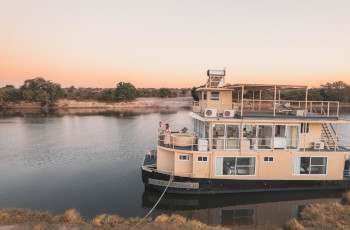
[[321, 123, 339, 150]]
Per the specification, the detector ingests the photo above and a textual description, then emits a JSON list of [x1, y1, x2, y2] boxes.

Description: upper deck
[[193, 71, 341, 121]]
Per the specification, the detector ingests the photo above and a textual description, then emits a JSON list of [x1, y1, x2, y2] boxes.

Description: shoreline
[[1, 97, 194, 110]]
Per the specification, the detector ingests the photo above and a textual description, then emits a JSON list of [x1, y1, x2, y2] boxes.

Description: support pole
[[259, 90, 262, 111], [273, 86, 277, 116], [241, 86, 244, 117], [304, 87, 308, 117], [278, 88, 281, 105], [252, 90, 255, 111]]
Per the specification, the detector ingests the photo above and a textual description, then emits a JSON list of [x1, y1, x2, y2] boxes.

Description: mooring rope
[[130, 175, 174, 230]]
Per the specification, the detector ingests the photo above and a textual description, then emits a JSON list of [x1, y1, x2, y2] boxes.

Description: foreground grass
[[284, 191, 350, 230], [0, 209, 228, 230]]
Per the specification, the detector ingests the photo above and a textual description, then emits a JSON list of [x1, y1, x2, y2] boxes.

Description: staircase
[[321, 123, 338, 150]]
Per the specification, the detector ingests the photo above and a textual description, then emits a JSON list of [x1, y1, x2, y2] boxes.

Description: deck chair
[[279, 102, 293, 115]]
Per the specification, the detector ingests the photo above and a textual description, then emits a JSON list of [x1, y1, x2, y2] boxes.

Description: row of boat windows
[[178, 155, 327, 176], [194, 120, 311, 151]]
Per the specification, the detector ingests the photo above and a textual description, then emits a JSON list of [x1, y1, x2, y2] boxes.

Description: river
[[0, 109, 349, 229]]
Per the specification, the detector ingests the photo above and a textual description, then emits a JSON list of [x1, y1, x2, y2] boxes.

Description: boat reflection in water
[[142, 189, 342, 229]]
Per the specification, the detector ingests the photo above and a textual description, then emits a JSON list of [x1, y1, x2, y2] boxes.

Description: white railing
[[157, 131, 350, 152], [192, 100, 340, 117]]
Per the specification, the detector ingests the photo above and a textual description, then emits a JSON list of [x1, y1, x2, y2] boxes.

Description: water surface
[[0, 109, 349, 229]]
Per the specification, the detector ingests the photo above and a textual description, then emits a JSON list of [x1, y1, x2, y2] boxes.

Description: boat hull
[[142, 168, 350, 194]]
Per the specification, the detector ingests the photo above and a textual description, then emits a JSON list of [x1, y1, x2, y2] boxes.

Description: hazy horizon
[[1, 0, 349, 88]]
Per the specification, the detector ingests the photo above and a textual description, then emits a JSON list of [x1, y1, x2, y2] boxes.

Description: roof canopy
[[224, 83, 308, 90]]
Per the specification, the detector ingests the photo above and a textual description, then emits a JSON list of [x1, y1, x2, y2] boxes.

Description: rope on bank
[[130, 175, 174, 230]]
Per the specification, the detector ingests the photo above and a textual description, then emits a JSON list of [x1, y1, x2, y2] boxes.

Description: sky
[[0, 0, 349, 88]]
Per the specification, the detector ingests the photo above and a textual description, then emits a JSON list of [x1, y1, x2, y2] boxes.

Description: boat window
[[226, 125, 240, 150], [293, 157, 327, 175], [301, 123, 310, 134], [203, 91, 207, 100], [274, 125, 286, 149], [264, 156, 274, 162], [257, 125, 273, 150], [215, 157, 256, 176], [197, 156, 208, 162], [213, 124, 240, 150], [286, 125, 299, 149], [243, 125, 257, 150], [210, 92, 220, 100], [179, 154, 190, 161], [213, 124, 225, 150]]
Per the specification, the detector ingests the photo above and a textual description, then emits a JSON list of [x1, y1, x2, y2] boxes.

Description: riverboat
[[142, 69, 350, 194]]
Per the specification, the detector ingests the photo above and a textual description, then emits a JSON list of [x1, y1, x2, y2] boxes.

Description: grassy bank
[[1, 191, 350, 229], [0, 209, 228, 230], [284, 191, 350, 230]]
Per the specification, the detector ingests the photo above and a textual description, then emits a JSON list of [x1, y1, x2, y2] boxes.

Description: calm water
[[0, 109, 349, 229]]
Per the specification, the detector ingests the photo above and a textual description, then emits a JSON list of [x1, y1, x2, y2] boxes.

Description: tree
[[159, 88, 176, 98], [20, 77, 65, 105], [191, 86, 204, 101], [115, 82, 137, 101], [97, 89, 116, 102], [323, 81, 350, 102]]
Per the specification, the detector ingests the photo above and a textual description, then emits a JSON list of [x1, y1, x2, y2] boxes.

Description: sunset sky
[[0, 0, 349, 88]]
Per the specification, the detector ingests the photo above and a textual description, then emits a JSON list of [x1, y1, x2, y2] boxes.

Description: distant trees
[[20, 78, 65, 105], [115, 82, 138, 101], [323, 81, 350, 102]]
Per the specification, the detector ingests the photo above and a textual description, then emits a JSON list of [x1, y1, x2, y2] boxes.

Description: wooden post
[[327, 102, 330, 117], [272, 123, 275, 152], [252, 90, 255, 111], [273, 86, 277, 116], [259, 90, 262, 111], [303, 122, 306, 152], [337, 102, 340, 117], [240, 121, 244, 155], [241, 86, 244, 117], [278, 88, 281, 105], [304, 87, 308, 117]]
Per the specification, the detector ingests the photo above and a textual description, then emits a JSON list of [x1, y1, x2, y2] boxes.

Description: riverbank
[[284, 191, 350, 230], [0, 209, 228, 230], [1, 191, 349, 230], [2, 97, 193, 110]]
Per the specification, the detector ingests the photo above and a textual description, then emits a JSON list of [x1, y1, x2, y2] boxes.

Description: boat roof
[[224, 83, 308, 90]]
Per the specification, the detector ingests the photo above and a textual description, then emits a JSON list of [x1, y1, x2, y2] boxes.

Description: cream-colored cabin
[[157, 70, 350, 181]]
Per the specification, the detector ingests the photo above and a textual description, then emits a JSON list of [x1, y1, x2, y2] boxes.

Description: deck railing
[[157, 132, 350, 152], [192, 100, 340, 117]]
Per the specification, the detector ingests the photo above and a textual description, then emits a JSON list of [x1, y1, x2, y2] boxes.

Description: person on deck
[[164, 123, 172, 148]]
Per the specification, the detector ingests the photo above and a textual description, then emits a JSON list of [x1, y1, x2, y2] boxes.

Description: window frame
[[215, 156, 257, 177], [197, 156, 208, 163], [300, 123, 310, 134], [293, 156, 328, 176], [264, 156, 274, 163], [179, 154, 190, 161], [210, 91, 220, 100]]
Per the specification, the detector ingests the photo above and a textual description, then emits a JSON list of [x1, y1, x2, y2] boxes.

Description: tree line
[[191, 81, 350, 103], [0, 77, 189, 106]]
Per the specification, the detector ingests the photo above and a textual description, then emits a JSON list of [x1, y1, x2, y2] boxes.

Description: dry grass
[[283, 219, 304, 230], [299, 202, 350, 229], [0, 209, 229, 230], [62, 209, 83, 223], [341, 191, 350, 205]]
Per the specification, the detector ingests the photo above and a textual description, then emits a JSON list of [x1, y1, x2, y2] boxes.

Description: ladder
[[321, 123, 338, 150]]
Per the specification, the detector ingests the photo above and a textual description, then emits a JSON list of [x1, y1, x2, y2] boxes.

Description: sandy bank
[[3, 97, 194, 109]]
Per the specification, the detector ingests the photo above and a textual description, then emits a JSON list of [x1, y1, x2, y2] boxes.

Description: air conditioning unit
[[314, 142, 325, 150], [223, 110, 235, 118], [205, 108, 217, 118]]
